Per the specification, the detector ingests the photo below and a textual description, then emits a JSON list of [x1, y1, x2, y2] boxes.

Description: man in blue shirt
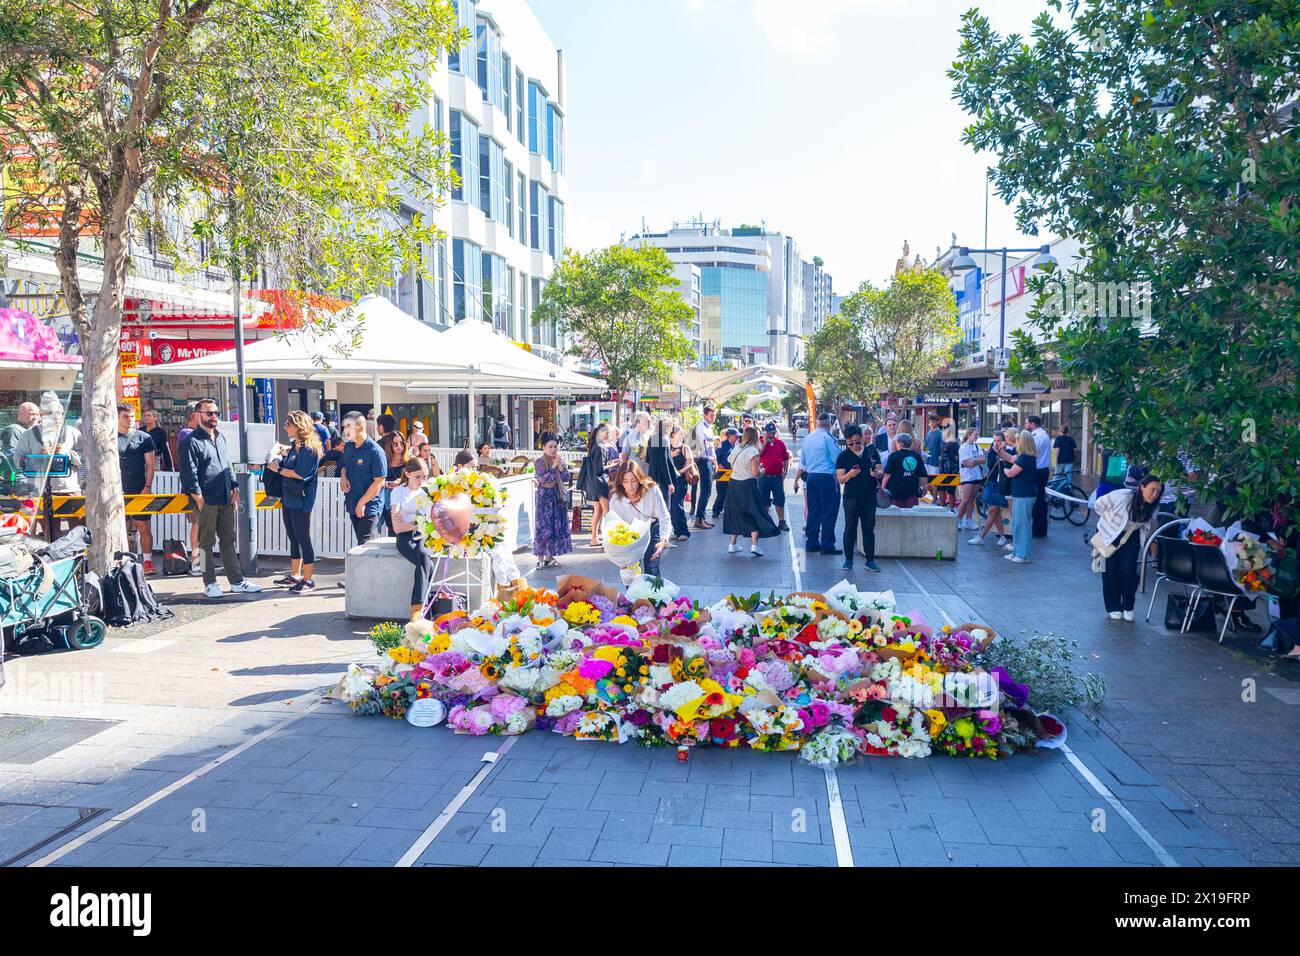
[[798, 412, 842, 554], [340, 410, 387, 544], [311, 410, 331, 448]]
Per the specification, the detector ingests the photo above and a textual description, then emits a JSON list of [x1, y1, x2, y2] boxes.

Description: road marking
[[786, 517, 803, 591], [28, 690, 325, 867], [823, 767, 855, 867], [892, 559, 1179, 868], [394, 736, 518, 867], [109, 639, 177, 654]]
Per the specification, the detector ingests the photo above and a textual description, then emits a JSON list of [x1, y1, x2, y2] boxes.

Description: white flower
[[505, 713, 529, 735], [545, 695, 583, 717], [545, 649, 582, 672], [649, 664, 676, 688], [470, 708, 496, 732], [657, 680, 704, 715], [897, 736, 931, 759], [403, 619, 434, 649], [341, 664, 374, 703]]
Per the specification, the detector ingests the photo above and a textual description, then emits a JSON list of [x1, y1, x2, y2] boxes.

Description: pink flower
[[578, 658, 614, 680]]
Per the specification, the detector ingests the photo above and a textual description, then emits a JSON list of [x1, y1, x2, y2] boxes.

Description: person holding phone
[[835, 424, 884, 573]]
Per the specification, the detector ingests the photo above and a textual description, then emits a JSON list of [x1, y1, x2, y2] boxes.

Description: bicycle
[[1047, 470, 1090, 525]]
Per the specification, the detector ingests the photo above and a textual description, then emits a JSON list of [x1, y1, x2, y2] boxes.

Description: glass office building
[[701, 267, 769, 354]]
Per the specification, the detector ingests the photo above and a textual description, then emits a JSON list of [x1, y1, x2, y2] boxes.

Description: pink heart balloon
[[433, 493, 473, 545]]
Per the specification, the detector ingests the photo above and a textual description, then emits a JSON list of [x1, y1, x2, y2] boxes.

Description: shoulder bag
[[1090, 523, 1138, 572]]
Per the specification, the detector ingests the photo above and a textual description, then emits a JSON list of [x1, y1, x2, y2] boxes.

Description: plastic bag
[[600, 513, 650, 574]]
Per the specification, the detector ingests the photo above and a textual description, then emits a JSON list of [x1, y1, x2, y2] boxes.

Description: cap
[[724, 427, 740, 436], [763, 422, 777, 433], [311, 410, 323, 420]]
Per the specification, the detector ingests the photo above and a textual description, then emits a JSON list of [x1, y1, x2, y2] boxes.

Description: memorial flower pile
[[340, 575, 1069, 764]]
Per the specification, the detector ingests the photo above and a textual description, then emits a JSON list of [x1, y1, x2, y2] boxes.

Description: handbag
[[1090, 524, 1137, 572], [982, 481, 1007, 508], [1164, 593, 1215, 632], [876, 487, 892, 509], [261, 464, 283, 499]]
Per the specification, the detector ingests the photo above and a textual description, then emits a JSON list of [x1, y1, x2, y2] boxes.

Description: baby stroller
[[1, 526, 106, 658]]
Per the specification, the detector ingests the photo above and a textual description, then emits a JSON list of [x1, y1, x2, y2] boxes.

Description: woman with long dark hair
[[1093, 474, 1164, 621], [532, 432, 572, 569], [579, 423, 614, 547], [390, 458, 431, 620], [608, 460, 670, 576], [722, 426, 779, 556], [266, 409, 322, 593]]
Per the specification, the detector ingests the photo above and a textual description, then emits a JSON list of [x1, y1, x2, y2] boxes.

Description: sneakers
[[777, 521, 789, 532], [728, 543, 739, 553], [967, 535, 984, 546], [995, 536, 1007, 546], [290, 579, 316, 594], [231, 580, 264, 594], [273, 574, 300, 587], [750, 545, 764, 557], [142, 559, 158, 576], [842, 560, 853, 571], [1006, 555, 1029, 564], [189, 552, 204, 576], [865, 561, 882, 573], [204, 582, 225, 598], [1122, 610, 1135, 622], [1108, 611, 1123, 620], [1003, 542, 1015, 551]]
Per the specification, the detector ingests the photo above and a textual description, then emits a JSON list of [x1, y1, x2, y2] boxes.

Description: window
[[504, 159, 514, 237], [548, 197, 564, 258], [475, 17, 503, 110], [452, 238, 482, 322], [477, 137, 506, 223], [450, 111, 479, 207], [551, 109, 564, 174], [545, 102, 557, 169], [436, 238, 448, 324], [448, 0, 476, 74], [519, 270, 529, 336], [527, 81, 546, 153], [478, 135, 491, 217], [505, 264, 516, 338], [482, 253, 509, 330], [515, 69, 525, 144], [517, 171, 526, 240], [529, 181, 549, 251], [502, 53, 512, 131], [531, 277, 544, 345]]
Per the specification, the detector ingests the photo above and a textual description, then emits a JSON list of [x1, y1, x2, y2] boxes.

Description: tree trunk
[[81, 228, 132, 574]]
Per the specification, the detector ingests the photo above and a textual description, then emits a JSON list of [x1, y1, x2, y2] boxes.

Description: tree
[[534, 244, 696, 425], [951, 1, 1299, 525], [802, 269, 959, 406], [0, 0, 461, 571]]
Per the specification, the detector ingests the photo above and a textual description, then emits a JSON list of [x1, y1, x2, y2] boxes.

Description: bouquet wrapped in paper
[[601, 514, 651, 585]]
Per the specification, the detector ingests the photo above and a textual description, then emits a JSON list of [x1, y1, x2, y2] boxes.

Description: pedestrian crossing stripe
[[2, 491, 285, 518]]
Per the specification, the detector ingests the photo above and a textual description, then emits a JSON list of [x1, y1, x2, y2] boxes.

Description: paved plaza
[[2, 470, 1297, 868]]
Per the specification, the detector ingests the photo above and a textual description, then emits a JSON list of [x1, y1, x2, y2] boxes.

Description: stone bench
[[873, 505, 958, 560], [345, 537, 495, 619]]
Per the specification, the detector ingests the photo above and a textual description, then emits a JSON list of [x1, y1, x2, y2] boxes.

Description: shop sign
[[149, 338, 253, 364], [119, 339, 141, 417], [927, 377, 977, 393]]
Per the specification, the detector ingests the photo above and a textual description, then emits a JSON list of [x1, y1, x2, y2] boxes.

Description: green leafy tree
[[951, 1, 1299, 524], [802, 269, 959, 407], [0, 0, 461, 571], [534, 244, 696, 425]]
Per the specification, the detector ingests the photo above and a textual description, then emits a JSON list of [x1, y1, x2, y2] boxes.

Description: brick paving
[[3, 436, 1296, 867]]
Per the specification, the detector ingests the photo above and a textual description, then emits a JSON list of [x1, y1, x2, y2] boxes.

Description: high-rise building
[[801, 257, 834, 339], [625, 219, 806, 367]]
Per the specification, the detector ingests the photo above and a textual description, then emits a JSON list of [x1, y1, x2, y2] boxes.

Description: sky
[[529, 0, 1056, 291]]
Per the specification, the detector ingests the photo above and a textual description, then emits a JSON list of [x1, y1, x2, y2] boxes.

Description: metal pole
[[371, 372, 382, 440], [997, 248, 1007, 418], [231, 264, 258, 577], [467, 381, 476, 449]]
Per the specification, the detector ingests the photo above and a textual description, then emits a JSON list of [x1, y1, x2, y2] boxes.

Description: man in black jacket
[[179, 399, 263, 599]]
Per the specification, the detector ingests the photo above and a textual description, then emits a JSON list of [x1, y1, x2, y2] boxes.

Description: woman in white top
[[1093, 474, 1163, 621], [721, 426, 779, 556], [608, 460, 670, 576], [956, 427, 985, 531], [389, 458, 430, 621]]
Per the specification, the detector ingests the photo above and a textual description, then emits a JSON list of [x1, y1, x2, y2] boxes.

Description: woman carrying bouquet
[[609, 460, 670, 576], [723, 426, 779, 557], [1092, 474, 1163, 621], [532, 432, 572, 569], [390, 458, 431, 620]]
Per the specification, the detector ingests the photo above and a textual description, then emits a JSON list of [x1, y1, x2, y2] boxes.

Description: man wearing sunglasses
[[179, 399, 263, 598], [835, 424, 884, 573]]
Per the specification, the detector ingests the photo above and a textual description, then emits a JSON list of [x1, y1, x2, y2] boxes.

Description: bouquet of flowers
[[601, 515, 651, 584], [1221, 524, 1274, 594], [800, 725, 863, 768], [415, 469, 508, 558], [626, 574, 681, 606], [1185, 518, 1224, 547]]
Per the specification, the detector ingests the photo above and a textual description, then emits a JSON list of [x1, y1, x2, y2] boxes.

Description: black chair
[[1190, 545, 1254, 644], [1146, 535, 1200, 627]]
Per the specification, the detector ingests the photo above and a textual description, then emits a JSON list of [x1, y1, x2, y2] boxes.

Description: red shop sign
[[147, 338, 255, 365]]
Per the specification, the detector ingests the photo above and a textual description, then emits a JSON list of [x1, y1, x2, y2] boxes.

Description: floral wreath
[[414, 469, 508, 558]]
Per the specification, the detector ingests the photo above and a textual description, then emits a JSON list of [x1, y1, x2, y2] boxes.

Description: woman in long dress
[[532, 432, 572, 569], [723, 426, 779, 557]]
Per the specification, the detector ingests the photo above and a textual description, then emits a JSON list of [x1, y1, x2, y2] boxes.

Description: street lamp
[[951, 243, 1058, 420]]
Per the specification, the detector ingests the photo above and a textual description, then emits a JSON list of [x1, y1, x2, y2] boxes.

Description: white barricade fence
[[148, 470, 538, 561]]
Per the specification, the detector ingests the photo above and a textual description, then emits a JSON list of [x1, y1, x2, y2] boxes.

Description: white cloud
[[753, 0, 888, 56]]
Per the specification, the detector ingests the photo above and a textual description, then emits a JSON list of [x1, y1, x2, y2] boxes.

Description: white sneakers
[[968, 535, 984, 545], [750, 545, 764, 557], [728, 543, 739, 553], [1108, 610, 1136, 621], [995, 536, 1007, 546], [1109, 611, 1122, 620], [206, 580, 263, 598], [1006, 555, 1029, 564], [1122, 610, 1135, 622], [1003, 541, 1015, 551]]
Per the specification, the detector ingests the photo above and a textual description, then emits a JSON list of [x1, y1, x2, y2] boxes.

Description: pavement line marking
[[823, 767, 855, 867], [395, 736, 518, 867], [1059, 744, 1180, 867], [787, 516, 802, 591], [892, 559, 1180, 869], [28, 691, 326, 867]]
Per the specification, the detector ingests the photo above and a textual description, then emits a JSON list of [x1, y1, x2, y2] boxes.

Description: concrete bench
[[873, 504, 958, 560], [345, 537, 495, 619]]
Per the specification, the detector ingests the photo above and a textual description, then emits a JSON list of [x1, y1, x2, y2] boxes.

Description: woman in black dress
[[141, 409, 173, 472], [580, 423, 615, 547], [723, 426, 779, 556]]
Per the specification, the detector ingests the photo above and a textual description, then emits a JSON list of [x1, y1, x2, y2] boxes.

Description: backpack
[[161, 538, 191, 576], [1103, 453, 1129, 484], [100, 554, 172, 627], [939, 441, 960, 475], [493, 420, 508, 441]]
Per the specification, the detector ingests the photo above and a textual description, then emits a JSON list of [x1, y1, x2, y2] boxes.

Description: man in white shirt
[[1027, 414, 1051, 538], [691, 405, 718, 529], [619, 411, 652, 468]]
